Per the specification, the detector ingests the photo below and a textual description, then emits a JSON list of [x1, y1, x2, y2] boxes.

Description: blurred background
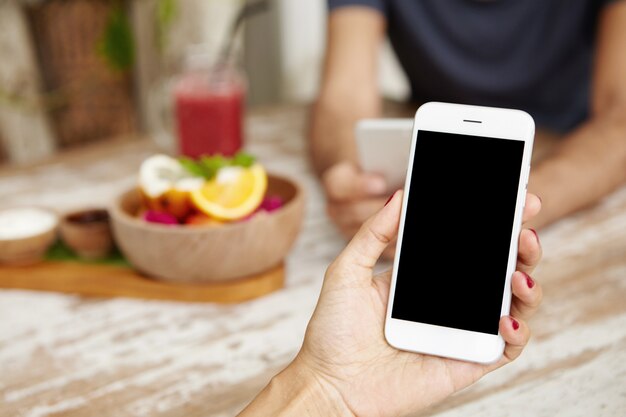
[[0, 0, 408, 165]]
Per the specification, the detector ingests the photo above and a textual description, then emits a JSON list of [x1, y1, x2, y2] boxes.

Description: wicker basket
[[26, 0, 137, 148]]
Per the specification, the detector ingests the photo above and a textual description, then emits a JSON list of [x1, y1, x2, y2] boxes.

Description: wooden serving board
[[0, 261, 285, 303]]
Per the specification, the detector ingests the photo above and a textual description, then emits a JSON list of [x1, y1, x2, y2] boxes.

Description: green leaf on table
[[46, 240, 130, 267]]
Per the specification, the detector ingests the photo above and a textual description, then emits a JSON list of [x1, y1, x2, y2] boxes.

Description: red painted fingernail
[[384, 192, 396, 206], [522, 271, 535, 288], [511, 318, 520, 331]]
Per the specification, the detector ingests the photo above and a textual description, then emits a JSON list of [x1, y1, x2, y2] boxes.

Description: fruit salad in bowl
[[110, 153, 305, 282], [138, 153, 283, 227]]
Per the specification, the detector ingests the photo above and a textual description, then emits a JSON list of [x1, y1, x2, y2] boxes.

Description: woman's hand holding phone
[[239, 191, 543, 417]]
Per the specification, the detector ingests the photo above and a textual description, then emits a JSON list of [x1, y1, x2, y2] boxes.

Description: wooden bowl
[[110, 174, 305, 283], [0, 208, 59, 266], [60, 209, 114, 260]]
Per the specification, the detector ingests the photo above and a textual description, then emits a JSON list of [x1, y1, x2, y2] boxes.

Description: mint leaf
[[178, 157, 207, 178], [178, 152, 258, 180], [200, 155, 228, 180], [232, 152, 255, 167]]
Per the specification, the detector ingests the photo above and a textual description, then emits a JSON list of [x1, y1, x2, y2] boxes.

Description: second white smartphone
[[355, 119, 414, 191], [384, 102, 535, 364]]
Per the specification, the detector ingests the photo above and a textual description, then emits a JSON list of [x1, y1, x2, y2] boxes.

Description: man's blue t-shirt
[[328, 0, 616, 132]]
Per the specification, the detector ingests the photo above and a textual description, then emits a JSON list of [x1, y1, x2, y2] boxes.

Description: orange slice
[[190, 164, 267, 220]]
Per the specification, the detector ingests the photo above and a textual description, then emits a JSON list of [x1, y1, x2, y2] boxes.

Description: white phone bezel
[[384, 102, 535, 364]]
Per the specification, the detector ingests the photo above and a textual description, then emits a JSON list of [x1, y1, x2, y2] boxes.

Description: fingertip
[[382, 189, 403, 216], [500, 315, 529, 348], [322, 162, 346, 184], [517, 228, 542, 273], [511, 270, 543, 317], [511, 271, 534, 298], [368, 190, 402, 244], [322, 162, 359, 200], [523, 193, 542, 222], [528, 193, 542, 212], [520, 228, 540, 250], [372, 190, 402, 234]]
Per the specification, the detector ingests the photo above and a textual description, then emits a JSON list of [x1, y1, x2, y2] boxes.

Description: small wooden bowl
[[110, 174, 305, 283], [0, 208, 58, 266], [60, 209, 114, 260]]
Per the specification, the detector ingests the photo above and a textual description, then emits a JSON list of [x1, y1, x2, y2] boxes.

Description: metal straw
[[216, 0, 270, 68]]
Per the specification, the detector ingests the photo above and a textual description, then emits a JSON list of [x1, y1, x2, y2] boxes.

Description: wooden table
[[1, 106, 625, 417]]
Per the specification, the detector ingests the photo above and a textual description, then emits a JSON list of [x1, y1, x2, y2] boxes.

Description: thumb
[[323, 162, 387, 201], [335, 190, 403, 275]]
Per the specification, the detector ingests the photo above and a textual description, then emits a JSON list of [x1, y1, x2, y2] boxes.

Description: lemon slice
[[190, 164, 268, 220]]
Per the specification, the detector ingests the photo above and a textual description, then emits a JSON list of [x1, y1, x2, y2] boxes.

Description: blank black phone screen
[[392, 130, 526, 335]]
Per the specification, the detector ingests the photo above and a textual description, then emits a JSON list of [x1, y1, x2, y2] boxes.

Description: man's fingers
[[337, 223, 360, 240], [335, 190, 403, 273], [522, 193, 542, 223], [327, 198, 388, 228], [323, 162, 386, 201]]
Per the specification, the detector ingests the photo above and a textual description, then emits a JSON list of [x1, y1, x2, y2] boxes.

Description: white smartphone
[[384, 102, 535, 364], [355, 119, 414, 191]]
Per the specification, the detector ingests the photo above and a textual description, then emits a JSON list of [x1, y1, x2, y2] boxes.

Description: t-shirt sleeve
[[328, 0, 387, 15], [600, 0, 624, 9]]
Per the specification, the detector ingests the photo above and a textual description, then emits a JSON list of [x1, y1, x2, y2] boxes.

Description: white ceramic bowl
[[0, 207, 59, 265]]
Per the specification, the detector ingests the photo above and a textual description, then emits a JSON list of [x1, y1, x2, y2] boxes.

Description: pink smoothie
[[174, 70, 244, 157]]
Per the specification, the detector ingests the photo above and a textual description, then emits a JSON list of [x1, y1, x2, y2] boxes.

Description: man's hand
[[528, 2, 626, 228], [323, 162, 398, 257]]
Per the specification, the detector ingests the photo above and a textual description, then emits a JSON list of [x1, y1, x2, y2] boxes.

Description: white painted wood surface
[[0, 106, 625, 417]]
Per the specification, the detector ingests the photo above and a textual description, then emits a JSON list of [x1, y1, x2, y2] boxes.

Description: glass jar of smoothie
[[173, 56, 246, 158]]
